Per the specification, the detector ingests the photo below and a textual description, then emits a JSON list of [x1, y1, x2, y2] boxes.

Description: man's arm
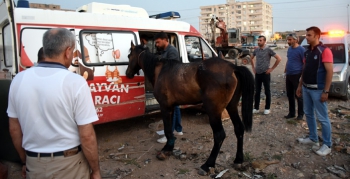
[[296, 58, 306, 97], [9, 118, 26, 163], [250, 54, 256, 74], [9, 118, 27, 178], [321, 62, 333, 102], [78, 123, 101, 179], [167, 49, 180, 61], [266, 54, 282, 74]]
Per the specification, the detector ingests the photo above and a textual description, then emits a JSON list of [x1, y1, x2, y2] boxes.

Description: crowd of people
[[250, 26, 333, 156], [5, 25, 333, 178]]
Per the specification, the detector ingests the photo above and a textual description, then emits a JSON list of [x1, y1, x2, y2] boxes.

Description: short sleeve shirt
[[7, 63, 98, 152], [253, 46, 276, 74]]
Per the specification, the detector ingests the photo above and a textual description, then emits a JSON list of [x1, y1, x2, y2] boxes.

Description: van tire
[[341, 80, 350, 100]]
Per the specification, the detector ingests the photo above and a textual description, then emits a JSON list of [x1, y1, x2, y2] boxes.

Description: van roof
[[13, 5, 200, 35]]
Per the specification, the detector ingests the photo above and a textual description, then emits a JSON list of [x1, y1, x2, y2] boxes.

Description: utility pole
[[347, 4, 349, 33], [272, 16, 274, 36]]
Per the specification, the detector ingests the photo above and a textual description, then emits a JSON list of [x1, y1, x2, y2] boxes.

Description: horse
[[126, 42, 254, 175]]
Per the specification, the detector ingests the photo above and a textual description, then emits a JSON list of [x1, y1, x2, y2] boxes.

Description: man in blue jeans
[[296, 26, 333, 156], [251, 36, 281, 115], [154, 31, 183, 143]]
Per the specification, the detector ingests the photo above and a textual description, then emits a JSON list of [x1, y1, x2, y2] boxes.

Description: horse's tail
[[234, 65, 254, 132]]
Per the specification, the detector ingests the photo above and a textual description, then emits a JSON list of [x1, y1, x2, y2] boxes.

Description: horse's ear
[[218, 51, 225, 59], [131, 41, 135, 50]]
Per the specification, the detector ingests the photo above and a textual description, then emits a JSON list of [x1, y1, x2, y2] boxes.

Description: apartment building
[[199, 0, 273, 41]]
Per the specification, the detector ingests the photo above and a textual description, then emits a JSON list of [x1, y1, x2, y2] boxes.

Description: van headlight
[[332, 72, 341, 82]]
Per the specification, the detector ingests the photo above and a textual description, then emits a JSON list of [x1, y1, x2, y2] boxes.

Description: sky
[[27, 0, 350, 33]]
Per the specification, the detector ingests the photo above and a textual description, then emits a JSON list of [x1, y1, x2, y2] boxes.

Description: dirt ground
[[4, 48, 350, 179]]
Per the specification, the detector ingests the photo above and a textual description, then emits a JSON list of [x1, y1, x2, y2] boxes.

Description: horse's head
[[126, 41, 144, 79]]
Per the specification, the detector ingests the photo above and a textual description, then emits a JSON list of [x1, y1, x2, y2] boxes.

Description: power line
[[273, 4, 345, 11], [274, 15, 346, 19], [269, 0, 326, 4]]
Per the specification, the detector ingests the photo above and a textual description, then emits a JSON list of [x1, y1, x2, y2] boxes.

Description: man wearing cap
[[251, 35, 282, 115], [284, 34, 305, 120], [8, 28, 101, 178]]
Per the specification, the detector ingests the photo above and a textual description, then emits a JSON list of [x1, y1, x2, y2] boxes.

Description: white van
[[0, 1, 218, 124], [301, 30, 350, 100], [0, 0, 219, 161]]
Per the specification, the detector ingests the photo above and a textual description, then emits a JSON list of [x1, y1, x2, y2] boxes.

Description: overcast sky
[[28, 0, 350, 33]]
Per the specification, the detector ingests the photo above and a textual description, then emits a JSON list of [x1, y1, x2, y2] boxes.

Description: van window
[[21, 28, 49, 65], [3, 24, 13, 67], [325, 44, 345, 63], [80, 30, 137, 65], [185, 36, 214, 62]]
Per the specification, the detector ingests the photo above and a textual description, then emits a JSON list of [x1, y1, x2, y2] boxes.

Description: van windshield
[[324, 44, 345, 64], [302, 44, 345, 64]]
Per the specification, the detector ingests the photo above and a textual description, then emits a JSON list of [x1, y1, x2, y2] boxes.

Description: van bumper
[[330, 81, 347, 97]]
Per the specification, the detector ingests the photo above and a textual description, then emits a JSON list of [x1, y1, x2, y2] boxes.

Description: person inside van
[[154, 31, 183, 143], [37, 47, 45, 63]]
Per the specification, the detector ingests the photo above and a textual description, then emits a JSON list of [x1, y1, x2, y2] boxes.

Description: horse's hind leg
[[227, 93, 245, 167], [198, 108, 226, 175]]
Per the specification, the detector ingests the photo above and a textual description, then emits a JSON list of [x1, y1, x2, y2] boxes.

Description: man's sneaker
[[157, 136, 167, 143], [264, 109, 270, 115], [253, 109, 259, 114], [174, 131, 183, 136], [315, 144, 331, 156], [297, 137, 320, 147], [284, 114, 295, 119]]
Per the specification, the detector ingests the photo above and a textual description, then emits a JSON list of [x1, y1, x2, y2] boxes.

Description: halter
[[137, 50, 145, 66]]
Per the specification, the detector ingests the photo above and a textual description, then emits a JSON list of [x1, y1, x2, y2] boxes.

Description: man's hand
[[296, 86, 302, 97], [21, 165, 26, 178], [252, 68, 256, 74], [265, 68, 273, 74], [90, 171, 102, 179], [320, 93, 329, 102]]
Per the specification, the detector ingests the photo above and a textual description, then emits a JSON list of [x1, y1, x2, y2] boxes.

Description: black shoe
[[296, 115, 303, 120], [284, 114, 295, 119]]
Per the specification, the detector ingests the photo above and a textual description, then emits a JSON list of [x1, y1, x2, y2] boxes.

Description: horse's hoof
[[197, 168, 208, 176], [156, 151, 171, 160]]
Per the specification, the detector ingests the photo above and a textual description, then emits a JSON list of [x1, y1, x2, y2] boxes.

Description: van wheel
[[341, 80, 350, 100]]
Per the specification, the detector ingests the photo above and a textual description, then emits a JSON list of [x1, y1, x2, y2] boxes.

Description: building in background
[[199, 0, 273, 41], [29, 3, 73, 11]]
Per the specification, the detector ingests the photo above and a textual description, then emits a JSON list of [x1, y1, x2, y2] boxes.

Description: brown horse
[[126, 42, 254, 175]]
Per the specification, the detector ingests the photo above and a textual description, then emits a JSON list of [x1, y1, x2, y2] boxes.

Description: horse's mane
[[133, 45, 181, 83]]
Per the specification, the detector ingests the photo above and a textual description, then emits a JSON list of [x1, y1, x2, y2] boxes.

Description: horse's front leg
[[156, 106, 176, 160], [198, 114, 226, 175]]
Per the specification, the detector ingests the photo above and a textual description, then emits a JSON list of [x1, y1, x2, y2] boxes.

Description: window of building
[[237, 10, 241, 14], [250, 10, 254, 13], [243, 5, 246, 8], [236, 5, 241, 8], [243, 22, 246, 26]]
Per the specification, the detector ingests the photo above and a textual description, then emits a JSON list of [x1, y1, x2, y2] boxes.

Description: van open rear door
[[0, 0, 21, 162]]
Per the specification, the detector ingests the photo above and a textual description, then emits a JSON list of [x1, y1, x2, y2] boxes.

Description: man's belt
[[26, 145, 81, 157], [303, 83, 318, 89]]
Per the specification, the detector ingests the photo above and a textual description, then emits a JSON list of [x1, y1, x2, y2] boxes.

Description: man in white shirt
[[7, 28, 101, 179]]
